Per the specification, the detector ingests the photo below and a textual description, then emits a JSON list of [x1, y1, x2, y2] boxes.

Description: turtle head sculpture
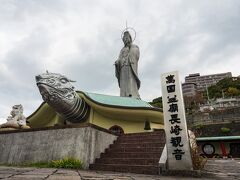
[[36, 73, 76, 106], [36, 72, 90, 123]]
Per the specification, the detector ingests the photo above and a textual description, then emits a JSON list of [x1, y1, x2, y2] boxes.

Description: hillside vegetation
[[149, 77, 240, 109], [207, 77, 240, 99], [149, 97, 162, 108]]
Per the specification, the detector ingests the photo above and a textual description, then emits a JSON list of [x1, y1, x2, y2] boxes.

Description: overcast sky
[[0, 0, 240, 124]]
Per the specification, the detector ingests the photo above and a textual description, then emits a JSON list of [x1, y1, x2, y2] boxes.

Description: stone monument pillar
[[161, 71, 193, 170]]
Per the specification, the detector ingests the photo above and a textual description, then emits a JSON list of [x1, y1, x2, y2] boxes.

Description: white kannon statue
[[115, 30, 141, 99]]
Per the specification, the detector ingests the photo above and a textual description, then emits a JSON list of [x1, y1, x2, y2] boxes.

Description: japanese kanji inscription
[[161, 71, 193, 170]]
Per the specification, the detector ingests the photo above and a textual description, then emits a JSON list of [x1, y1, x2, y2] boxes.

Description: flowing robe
[[115, 44, 141, 99]]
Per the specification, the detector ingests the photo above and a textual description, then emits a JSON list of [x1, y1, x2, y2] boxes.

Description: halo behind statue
[[121, 27, 136, 42]]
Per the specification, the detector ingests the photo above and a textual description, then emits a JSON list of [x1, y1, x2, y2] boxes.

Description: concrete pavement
[[0, 159, 240, 179], [202, 159, 240, 179]]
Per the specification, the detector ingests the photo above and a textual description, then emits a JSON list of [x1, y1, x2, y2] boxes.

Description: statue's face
[[123, 33, 132, 46], [11, 105, 22, 116]]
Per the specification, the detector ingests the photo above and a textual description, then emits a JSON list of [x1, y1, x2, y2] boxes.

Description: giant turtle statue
[[28, 71, 163, 133]]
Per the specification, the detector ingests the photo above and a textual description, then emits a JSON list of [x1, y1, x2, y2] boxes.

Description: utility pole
[[206, 85, 210, 104], [222, 89, 225, 98]]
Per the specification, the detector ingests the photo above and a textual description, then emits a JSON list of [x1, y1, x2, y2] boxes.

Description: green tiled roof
[[196, 136, 240, 141], [79, 91, 152, 108]]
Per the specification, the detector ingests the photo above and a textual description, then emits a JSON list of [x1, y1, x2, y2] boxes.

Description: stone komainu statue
[[36, 72, 90, 123], [115, 30, 141, 99], [0, 104, 30, 129]]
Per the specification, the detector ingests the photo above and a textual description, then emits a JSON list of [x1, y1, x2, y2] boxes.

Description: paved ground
[[202, 159, 240, 179], [0, 159, 239, 180]]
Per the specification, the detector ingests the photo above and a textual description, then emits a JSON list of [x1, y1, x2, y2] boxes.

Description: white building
[[182, 82, 197, 97], [185, 72, 232, 91]]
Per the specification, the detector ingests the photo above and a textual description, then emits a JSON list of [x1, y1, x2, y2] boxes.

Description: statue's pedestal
[[0, 123, 30, 131], [0, 128, 19, 131]]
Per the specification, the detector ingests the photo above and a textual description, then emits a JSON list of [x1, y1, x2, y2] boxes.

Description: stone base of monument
[[0, 123, 30, 130], [158, 145, 206, 177], [159, 151, 207, 177]]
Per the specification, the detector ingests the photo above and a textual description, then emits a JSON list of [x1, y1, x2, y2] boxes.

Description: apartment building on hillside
[[182, 72, 232, 97], [182, 82, 197, 97], [185, 72, 232, 91]]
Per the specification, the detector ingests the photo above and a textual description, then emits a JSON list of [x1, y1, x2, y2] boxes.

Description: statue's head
[[11, 104, 23, 117], [122, 31, 132, 46], [35, 72, 76, 106]]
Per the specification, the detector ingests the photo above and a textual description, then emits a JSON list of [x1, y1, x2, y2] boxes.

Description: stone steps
[[118, 135, 164, 140], [106, 147, 163, 153], [116, 138, 165, 143], [95, 157, 159, 165], [110, 142, 164, 148], [89, 130, 166, 175], [100, 152, 161, 159]]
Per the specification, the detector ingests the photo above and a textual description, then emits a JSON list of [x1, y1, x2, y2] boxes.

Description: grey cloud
[[0, 27, 51, 86], [56, 28, 121, 92], [0, 26, 52, 120]]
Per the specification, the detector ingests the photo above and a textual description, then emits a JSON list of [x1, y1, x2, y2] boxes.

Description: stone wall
[[0, 124, 117, 168], [191, 122, 240, 137], [187, 107, 240, 127]]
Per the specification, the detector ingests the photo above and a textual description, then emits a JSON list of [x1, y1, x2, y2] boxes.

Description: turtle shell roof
[[79, 91, 153, 108], [27, 91, 163, 127]]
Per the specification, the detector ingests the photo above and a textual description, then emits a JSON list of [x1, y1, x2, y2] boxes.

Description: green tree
[[205, 77, 240, 99], [226, 87, 240, 97], [149, 97, 162, 108], [208, 85, 222, 99]]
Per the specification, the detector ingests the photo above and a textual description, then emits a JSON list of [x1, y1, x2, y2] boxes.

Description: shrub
[[6, 157, 83, 169], [189, 132, 207, 170], [191, 147, 207, 170], [50, 157, 83, 169], [195, 124, 204, 129], [221, 127, 230, 134]]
